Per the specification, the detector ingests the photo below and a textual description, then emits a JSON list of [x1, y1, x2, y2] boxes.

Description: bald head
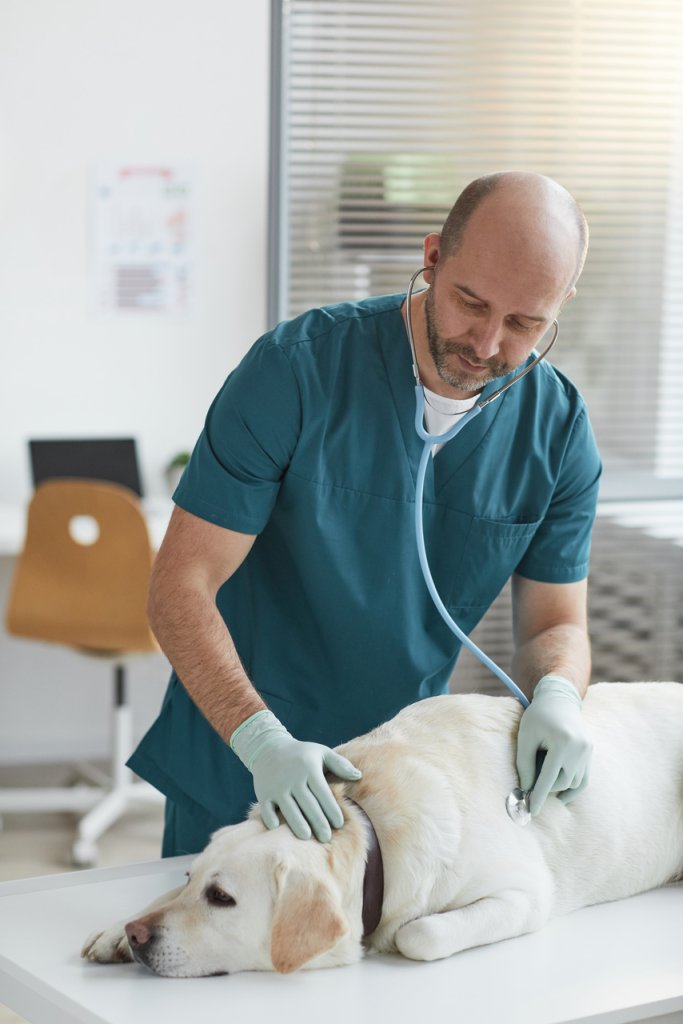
[[439, 172, 589, 292]]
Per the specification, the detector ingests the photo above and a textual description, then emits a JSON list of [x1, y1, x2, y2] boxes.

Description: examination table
[[0, 858, 682, 1024]]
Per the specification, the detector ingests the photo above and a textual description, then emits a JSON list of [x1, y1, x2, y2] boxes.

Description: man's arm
[[510, 575, 590, 700], [147, 504, 264, 739], [147, 506, 361, 842], [509, 574, 592, 815]]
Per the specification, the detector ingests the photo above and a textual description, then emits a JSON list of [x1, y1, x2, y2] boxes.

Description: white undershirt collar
[[422, 386, 478, 455]]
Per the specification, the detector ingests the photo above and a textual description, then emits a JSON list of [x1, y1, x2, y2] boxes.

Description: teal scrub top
[[129, 293, 602, 825]]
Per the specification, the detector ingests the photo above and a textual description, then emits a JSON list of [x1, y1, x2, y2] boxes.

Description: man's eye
[[459, 296, 484, 312], [205, 885, 236, 907]]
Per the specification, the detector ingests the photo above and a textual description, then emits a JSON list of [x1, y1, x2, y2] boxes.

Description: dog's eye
[[205, 885, 236, 907]]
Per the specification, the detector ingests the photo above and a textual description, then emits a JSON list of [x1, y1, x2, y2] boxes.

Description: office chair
[[3, 478, 164, 865]]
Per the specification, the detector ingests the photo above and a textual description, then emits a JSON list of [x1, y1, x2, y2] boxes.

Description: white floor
[[0, 763, 164, 1024]]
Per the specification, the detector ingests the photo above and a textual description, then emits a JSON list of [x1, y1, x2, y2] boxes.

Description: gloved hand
[[516, 674, 592, 816], [230, 710, 362, 842]]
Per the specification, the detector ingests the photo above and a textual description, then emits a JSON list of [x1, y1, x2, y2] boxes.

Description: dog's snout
[[125, 919, 154, 949]]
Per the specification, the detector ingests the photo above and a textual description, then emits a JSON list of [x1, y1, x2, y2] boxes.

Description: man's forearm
[[510, 623, 591, 700], [148, 581, 266, 743]]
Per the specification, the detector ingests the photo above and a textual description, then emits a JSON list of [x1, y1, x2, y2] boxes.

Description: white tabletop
[[0, 859, 682, 1024], [597, 500, 683, 547]]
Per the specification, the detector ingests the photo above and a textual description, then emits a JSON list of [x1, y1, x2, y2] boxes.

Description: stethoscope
[[405, 266, 559, 825]]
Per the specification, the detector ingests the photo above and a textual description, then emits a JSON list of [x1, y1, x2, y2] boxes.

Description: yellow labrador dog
[[82, 683, 683, 976]]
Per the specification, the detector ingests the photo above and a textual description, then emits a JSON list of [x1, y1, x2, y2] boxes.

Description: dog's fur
[[82, 683, 683, 975]]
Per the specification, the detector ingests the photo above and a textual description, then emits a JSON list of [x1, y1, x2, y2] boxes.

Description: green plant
[[166, 451, 191, 472]]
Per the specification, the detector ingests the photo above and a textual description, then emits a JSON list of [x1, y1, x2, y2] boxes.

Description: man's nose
[[469, 317, 505, 360]]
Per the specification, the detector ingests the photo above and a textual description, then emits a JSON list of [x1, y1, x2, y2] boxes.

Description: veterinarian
[[130, 171, 602, 856]]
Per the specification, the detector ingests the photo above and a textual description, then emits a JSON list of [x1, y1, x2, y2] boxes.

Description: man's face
[[424, 281, 525, 392], [421, 217, 574, 396]]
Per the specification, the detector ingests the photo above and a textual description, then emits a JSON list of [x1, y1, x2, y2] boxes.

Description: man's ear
[[422, 232, 442, 285], [270, 862, 348, 974]]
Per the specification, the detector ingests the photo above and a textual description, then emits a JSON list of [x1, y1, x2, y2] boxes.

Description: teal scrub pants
[[162, 798, 228, 858]]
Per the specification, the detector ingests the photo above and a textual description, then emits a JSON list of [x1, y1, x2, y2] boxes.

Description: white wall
[[0, 0, 271, 762], [0, 0, 270, 501]]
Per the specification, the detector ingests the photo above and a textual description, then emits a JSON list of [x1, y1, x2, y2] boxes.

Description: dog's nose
[[125, 919, 154, 949]]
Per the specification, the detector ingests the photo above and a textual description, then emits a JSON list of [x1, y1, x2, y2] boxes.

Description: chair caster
[[72, 839, 97, 867]]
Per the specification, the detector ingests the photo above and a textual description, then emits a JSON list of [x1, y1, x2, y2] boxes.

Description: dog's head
[[124, 814, 365, 976]]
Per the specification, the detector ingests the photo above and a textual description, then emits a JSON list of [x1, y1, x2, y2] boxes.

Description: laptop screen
[[29, 438, 143, 497]]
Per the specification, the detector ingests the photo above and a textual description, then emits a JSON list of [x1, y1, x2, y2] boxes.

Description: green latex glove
[[230, 710, 362, 842], [516, 674, 592, 816]]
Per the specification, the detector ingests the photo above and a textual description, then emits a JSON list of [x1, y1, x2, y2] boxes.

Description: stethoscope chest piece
[[505, 787, 532, 826]]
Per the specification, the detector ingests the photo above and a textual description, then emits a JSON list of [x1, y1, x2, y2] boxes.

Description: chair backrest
[[6, 479, 158, 654]]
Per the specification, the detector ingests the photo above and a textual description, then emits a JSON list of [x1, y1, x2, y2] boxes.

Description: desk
[[0, 860, 682, 1024], [598, 501, 683, 547], [0, 499, 173, 556]]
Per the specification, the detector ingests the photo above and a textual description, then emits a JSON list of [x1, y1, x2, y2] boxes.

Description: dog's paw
[[81, 924, 133, 964], [394, 917, 448, 962]]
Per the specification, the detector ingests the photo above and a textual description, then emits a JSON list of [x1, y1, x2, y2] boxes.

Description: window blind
[[271, 0, 683, 499]]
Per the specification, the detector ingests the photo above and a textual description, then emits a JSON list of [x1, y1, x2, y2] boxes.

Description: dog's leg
[[394, 889, 547, 962], [81, 886, 185, 963]]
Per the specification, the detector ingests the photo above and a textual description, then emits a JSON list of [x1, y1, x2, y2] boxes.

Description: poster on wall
[[90, 164, 194, 317]]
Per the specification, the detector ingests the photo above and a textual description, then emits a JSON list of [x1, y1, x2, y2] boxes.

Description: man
[[130, 171, 601, 856]]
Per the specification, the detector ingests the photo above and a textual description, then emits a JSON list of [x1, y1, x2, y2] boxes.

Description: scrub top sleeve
[[516, 408, 602, 584], [173, 337, 302, 534]]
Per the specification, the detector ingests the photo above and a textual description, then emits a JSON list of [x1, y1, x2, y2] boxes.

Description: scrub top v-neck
[[129, 293, 601, 825]]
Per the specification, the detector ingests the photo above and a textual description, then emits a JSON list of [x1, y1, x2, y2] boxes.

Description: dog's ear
[[270, 862, 348, 974]]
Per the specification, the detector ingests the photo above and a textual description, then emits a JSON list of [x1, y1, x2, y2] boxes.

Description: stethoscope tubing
[[407, 267, 560, 709], [414, 389, 530, 707]]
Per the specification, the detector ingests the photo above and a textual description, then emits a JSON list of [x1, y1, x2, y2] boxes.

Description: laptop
[[29, 438, 143, 497]]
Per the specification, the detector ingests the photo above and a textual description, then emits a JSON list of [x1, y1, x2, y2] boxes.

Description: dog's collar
[[346, 798, 384, 940]]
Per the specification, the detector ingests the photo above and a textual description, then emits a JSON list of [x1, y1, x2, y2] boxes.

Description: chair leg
[[71, 663, 162, 866], [113, 664, 134, 790]]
